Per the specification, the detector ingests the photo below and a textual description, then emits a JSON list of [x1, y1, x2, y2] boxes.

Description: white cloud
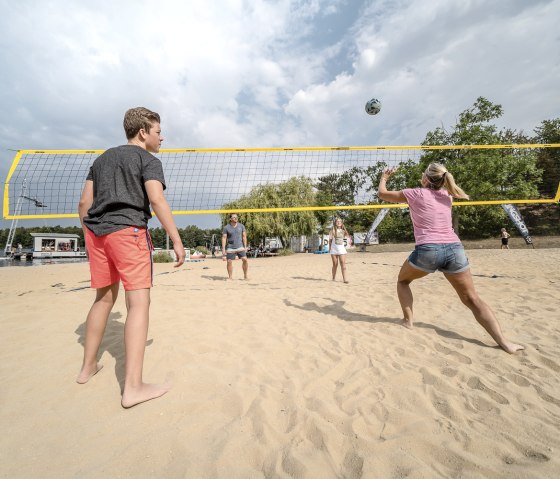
[[1, 0, 559, 228]]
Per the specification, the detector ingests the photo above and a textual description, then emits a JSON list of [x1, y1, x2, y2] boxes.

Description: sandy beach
[[1, 248, 559, 478]]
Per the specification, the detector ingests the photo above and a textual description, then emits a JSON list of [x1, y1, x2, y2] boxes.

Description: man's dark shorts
[[226, 250, 247, 261]]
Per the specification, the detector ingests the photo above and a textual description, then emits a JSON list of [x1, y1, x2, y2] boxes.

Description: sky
[[1, 0, 559, 231]]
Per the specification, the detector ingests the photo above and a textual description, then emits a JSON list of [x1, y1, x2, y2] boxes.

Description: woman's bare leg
[[444, 270, 524, 353], [331, 254, 339, 280], [396, 261, 429, 329], [339, 254, 349, 283]]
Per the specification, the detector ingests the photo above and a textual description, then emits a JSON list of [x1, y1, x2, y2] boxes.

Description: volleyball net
[[3, 144, 559, 219]]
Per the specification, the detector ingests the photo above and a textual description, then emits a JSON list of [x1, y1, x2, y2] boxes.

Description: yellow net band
[[4, 144, 559, 219]]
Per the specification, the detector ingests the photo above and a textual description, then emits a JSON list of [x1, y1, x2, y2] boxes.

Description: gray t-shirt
[[223, 223, 246, 250], [84, 145, 166, 236]]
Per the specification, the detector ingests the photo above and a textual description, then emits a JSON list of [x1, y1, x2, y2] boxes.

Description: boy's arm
[[78, 180, 94, 228], [145, 180, 185, 267], [242, 230, 248, 250]]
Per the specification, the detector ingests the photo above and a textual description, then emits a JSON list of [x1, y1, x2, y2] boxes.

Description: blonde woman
[[329, 217, 349, 283], [379, 163, 524, 354]]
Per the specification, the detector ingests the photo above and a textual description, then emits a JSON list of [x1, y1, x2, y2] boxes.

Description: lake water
[[0, 257, 88, 268]]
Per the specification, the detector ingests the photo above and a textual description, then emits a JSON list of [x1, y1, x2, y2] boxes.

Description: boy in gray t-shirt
[[77, 107, 186, 408], [221, 213, 249, 280]]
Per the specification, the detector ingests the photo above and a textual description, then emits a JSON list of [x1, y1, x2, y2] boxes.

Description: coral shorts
[[85, 227, 153, 291]]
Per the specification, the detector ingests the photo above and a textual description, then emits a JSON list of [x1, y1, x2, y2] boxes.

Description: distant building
[[30, 233, 86, 259]]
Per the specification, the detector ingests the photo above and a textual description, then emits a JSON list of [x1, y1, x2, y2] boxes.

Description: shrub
[[194, 246, 210, 255], [153, 251, 174, 263]]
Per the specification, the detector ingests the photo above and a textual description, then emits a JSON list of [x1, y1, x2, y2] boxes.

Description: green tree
[[314, 163, 388, 234], [520, 118, 560, 235], [148, 227, 167, 249], [222, 176, 318, 247], [148, 225, 219, 249], [532, 118, 560, 199], [182, 225, 208, 248], [418, 97, 542, 238]]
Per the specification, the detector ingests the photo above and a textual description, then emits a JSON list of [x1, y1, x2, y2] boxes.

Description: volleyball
[[365, 98, 382, 115]]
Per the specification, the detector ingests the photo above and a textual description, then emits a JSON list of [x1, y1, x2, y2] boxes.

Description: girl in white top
[[329, 217, 349, 283]]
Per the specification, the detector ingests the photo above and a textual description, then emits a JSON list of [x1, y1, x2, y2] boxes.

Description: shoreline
[[1, 235, 559, 268]]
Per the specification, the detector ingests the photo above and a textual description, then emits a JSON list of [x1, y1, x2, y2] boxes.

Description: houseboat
[[30, 233, 87, 259]]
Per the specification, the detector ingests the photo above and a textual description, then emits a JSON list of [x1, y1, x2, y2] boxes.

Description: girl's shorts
[[408, 243, 470, 274]]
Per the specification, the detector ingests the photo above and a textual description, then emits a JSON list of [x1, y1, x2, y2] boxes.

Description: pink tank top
[[402, 188, 460, 245]]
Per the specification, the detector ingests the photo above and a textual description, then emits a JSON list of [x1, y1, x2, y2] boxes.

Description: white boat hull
[[32, 251, 87, 259]]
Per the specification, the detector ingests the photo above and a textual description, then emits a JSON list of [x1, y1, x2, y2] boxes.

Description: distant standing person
[[378, 163, 524, 354], [222, 213, 249, 280], [500, 228, 511, 250], [329, 217, 349, 283], [77, 107, 186, 408]]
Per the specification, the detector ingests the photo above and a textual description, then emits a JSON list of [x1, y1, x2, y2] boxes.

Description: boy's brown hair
[[123, 107, 161, 140]]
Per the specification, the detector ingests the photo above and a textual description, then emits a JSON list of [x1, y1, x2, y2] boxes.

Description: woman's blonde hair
[[331, 217, 349, 237], [424, 163, 469, 199]]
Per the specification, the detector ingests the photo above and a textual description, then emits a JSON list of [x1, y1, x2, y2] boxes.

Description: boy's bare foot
[[76, 363, 103, 384], [500, 342, 525, 354], [402, 319, 413, 330], [121, 382, 171, 408]]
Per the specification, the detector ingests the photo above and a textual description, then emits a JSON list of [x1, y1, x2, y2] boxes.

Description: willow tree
[[222, 176, 318, 247]]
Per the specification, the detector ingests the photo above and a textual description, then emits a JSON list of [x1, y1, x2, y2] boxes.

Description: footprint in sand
[[523, 449, 550, 463], [467, 376, 509, 404], [434, 343, 472, 364], [537, 355, 560, 373], [505, 373, 531, 387], [532, 385, 560, 407], [341, 450, 364, 479], [441, 367, 458, 377]]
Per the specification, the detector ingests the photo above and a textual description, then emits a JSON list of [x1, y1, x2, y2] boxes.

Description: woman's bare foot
[[76, 363, 103, 384], [121, 382, 171, 409], [402, 319, 413, 330], [500, 342, 525, 354]]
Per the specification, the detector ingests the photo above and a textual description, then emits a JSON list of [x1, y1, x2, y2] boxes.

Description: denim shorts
[[408, 243, 470, 274], [226, 249, 247, 260]]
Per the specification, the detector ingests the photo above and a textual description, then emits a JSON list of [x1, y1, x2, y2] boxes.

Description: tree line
[[0, 225, 223, 251], [223, 98, 559, 244]]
